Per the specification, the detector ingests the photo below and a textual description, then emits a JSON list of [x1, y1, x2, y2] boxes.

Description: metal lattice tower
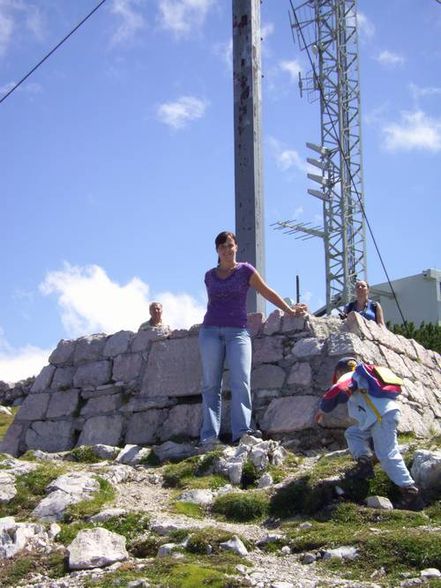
[[275, 0, 367, 314]]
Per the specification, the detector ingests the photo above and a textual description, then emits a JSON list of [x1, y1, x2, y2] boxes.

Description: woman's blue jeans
[[199, 326, 252, 443]]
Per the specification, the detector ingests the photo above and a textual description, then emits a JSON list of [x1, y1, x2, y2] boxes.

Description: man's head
[[149, 302, 163, 326], [333, 356, 357, 382]]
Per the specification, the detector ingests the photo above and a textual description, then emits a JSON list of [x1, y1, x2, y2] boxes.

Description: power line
[[289, 0, 407, 324], [0, 0, 109, 106]]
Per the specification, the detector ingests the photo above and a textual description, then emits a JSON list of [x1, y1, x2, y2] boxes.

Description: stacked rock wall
[[1, 312, 440, 456]]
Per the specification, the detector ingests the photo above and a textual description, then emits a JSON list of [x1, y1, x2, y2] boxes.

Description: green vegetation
[[212, 491, 269, 522], [173, 500, 205, 519], [0, 550, 66, 586], [388, 321, 441, 354], [69, 445, 107, 463], [0, 406, 19, 442], [186, 528, 250, 556], [63, 477, 115, 521], [0, 462, 64, 519], [162, 452, 227, 489], [83, 556, 243, 588], [280, 501, 441, 584]]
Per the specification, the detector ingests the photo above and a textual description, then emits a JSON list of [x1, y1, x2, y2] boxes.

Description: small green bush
[[212, 491, 269, 522]]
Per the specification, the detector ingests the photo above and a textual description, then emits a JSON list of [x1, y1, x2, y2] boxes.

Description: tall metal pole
[[232, 0, 265, 314]]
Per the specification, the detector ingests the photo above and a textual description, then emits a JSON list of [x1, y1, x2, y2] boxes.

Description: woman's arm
[[375, 302, 386, 327], [249, 270, 307, 315]]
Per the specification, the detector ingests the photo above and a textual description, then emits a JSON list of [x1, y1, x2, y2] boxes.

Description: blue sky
[[1, 0, 440, 382]]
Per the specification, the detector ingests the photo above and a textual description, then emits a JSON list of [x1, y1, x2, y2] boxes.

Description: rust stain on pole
[[233, 0, 265, 314]]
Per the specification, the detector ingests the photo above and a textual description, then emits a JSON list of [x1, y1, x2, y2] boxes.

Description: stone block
[[342, 311, 373, 340], [291, 337, 323, 359], [73, 361, 112, 388], [253, 336, 285, 365], [78, 415, 123, 447], [281, 315, 306, 334], [103, 331, 133, 357], [49, 339, 76, 366], [73, 334, 107, 365], [25, 420, 76, 453], [261, 395, 317, 433], [30, 365, 55, 393], [141, 337, 201, 398], [287, 362, 312, 386], [319, 403, 355, 429], [125, 410, 166, 444], [378, 346, 413, 378], [80, 393, 123, 417], [158, 404, 202, 441], [81, 384, 124, 399], [112, 353, 143, 383], [0, 422, 26, 456], [247, 313, 264, 337], [251, 364, 285, 390], [398, 403, 438, 437], [263, 310, 282, 336], [396, 334, 418, 360], [16, 393, 50, 421], [52, 366, 76, 390], [307, 315, 342, 339], [47, 389, 80, 418], [327, 333, 364, 357], [120, 396, 176, 412], [131, 329, 167, 353]]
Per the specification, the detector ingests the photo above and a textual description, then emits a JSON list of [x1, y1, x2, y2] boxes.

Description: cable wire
[[0, 0, 109, 106], [289, 0, 407, 324]]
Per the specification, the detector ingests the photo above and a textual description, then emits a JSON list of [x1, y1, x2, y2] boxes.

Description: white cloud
[[410, 82, 441, 101], [268, 137, 306, 173], [39, 262, 205, 337], [214, 38, 232, 69], [382, 110, 441, 152], [279, 59, 302, 82], [157, 95, 208, 129], [357, 11, 375, 40], [0, 4, 14, 57], [0, 328, 50, 383], [376, 50, 405, 67], [157, 0, 215, 37], [0, 263, 206, 382], [110, 0, 146, 45], [0, 0, 46, 57], [261, 22, 274, 40]]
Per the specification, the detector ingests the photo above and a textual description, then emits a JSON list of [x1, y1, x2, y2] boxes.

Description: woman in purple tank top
[[199, 231, 307, 447]]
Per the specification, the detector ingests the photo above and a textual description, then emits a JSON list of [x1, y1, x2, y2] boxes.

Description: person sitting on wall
[[138, 302, 170, 332], [315, 357, 424, 511], [341, 280, 385, 326]]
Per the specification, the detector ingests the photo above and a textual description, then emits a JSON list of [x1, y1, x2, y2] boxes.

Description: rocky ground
[[1, 434, 441, 588]]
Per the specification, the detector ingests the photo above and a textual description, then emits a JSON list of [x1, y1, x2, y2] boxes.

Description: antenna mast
[[275, 0, 367, 314]]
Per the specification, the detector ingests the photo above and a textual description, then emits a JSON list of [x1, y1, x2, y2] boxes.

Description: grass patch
[[100, 512, 150, 540], [270, 475, 337, 517], [0, 550, 67, 586], [162, 452, 226, 490], [212, 491, 269, 522], [84, 556, 243, 588], [173, 501, 205, 519], [0, 407, 19, 442], [69, 446, 105, 463], [186, 528, 249, 555], [63, 477, 115, 521], [0, 462, 64, 519], [56, 520, 93, 545]]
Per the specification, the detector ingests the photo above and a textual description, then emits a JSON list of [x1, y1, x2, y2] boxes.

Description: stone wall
[[1, 312, 440, 456]]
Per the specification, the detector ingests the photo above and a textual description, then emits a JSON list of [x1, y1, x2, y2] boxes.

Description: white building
[[370, 268, 441, 327]]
